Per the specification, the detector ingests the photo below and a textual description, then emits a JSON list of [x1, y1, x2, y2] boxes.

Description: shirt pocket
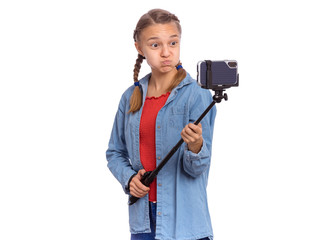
[[168, 105, 188, 130]]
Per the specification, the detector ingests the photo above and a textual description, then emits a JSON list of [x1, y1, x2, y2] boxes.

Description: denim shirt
[[106, 72, 216, 240]]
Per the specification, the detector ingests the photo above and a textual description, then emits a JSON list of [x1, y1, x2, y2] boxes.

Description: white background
[[1, 0, 335, 239]]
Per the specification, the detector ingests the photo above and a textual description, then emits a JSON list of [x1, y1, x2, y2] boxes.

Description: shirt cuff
[[185, 142, 208, 160], [183, 142, 211, 177], [123, 170, 137, 194], [125, 173, 137, 194]]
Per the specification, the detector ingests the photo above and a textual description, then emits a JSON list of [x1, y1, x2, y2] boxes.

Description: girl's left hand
[[181, 123, 203, 154]]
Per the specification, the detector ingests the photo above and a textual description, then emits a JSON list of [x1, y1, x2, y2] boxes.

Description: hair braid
[[129, 54, 144, 113], [167, 61, 187, 92], [133, 54, 144, 82]]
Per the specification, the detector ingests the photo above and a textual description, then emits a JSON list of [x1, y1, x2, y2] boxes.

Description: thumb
[[138, 169, 146, 177]]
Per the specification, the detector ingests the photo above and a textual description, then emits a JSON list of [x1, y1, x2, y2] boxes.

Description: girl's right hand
[[129, 169, 150, 198]]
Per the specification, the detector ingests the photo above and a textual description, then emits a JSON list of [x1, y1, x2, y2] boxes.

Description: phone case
[[197, 60, 238, 87]]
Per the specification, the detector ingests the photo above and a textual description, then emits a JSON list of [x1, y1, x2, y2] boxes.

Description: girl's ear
[[134, 42, 144, 57]]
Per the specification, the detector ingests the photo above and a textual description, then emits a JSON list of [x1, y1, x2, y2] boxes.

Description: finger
[[130, 188, 142, 198], [130, 177, 148, 192], [188, 123, 202, 134], [181, 132, 195, 144], [132, 170, 144, 183], [185, 126, 197, 136], [130, 187, 147, 198], [134, 179, 150, 192], [132, 172, 150, 191], [183, 125, 201, 141], [129, 181, 143, 197], [130, 188, 147, 198], [129, 170, 150, 197], [181, 124, 201, 142], [181, 128, 191, 143], [185, 127, 202, 142], [130, 182, 149, 197], [138, 169, 146, 176]]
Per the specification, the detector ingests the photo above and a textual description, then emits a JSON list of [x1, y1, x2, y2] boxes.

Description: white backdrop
[[1, 0, 335, 239]]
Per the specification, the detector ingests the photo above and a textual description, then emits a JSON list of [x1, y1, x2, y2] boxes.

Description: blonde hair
[[129, 9, 187, 113]]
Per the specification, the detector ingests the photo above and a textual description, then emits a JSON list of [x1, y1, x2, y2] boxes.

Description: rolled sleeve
[[183, 141, 211, 178]]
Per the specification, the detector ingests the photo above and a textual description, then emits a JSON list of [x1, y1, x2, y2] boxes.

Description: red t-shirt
[[139, 92, 170, 202]]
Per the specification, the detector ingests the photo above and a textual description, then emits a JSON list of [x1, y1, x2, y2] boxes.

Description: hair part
[[128, 9, 186, 114]]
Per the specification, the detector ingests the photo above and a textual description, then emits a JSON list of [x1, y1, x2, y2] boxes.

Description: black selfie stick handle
[[129, 93, 225, 205]]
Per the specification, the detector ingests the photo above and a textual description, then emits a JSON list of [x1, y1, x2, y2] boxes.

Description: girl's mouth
[[162, 60, 172, 66]]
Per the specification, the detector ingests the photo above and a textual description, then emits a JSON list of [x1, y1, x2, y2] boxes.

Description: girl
[[106, 9, 216, 240]]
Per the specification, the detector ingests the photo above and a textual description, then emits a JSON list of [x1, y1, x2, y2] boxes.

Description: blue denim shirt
[[106, 72, 216, 240]]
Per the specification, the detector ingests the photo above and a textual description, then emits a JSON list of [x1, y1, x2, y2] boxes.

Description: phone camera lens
[[228, 62, 237, 68]]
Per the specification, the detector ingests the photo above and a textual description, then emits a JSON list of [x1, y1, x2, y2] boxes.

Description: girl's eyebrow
[[146, 34, 179, 42], [170, 34, 179, 38]]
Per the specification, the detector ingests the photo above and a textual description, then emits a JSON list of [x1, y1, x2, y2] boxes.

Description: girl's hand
[[181, 123, 203, 154], [129, 169, 150, 198]]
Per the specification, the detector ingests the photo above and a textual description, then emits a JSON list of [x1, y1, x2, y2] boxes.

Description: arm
[[106, 94, 137, 194], [182, 88, 216, 178]]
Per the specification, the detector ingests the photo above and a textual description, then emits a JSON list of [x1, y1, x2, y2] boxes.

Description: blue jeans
[[131, 202, 209, 240]]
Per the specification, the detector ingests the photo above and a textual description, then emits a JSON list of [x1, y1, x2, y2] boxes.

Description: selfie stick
[[128, 89, 228, 205]]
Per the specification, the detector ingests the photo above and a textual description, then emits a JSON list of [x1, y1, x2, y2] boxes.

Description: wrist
[[126, 173, 137, 192], [187, 138, 203, 154]]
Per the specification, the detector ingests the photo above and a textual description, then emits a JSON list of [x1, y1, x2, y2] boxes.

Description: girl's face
[[135, 23, 181, 75]]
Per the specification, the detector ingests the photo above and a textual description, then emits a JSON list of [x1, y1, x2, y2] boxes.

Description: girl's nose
[[161, 45, 170, 57]]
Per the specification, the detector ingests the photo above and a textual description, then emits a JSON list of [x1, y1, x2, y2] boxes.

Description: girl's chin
[[161, 66, 174, 71]]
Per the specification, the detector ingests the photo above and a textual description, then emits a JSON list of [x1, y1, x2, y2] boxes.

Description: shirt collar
[[139, 72, 194, 92]]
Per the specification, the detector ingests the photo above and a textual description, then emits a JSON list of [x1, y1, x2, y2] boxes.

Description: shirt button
[[158, 183, 162, 187], [157, 157, 161, 160], [158, 212, 161, 215], [157, 126, 161, 129]]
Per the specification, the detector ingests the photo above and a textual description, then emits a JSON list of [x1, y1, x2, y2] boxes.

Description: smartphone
[[197, 60, 239, 89]]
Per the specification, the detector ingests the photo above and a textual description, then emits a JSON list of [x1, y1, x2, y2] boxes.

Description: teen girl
[[106, 9, 216, 240]]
